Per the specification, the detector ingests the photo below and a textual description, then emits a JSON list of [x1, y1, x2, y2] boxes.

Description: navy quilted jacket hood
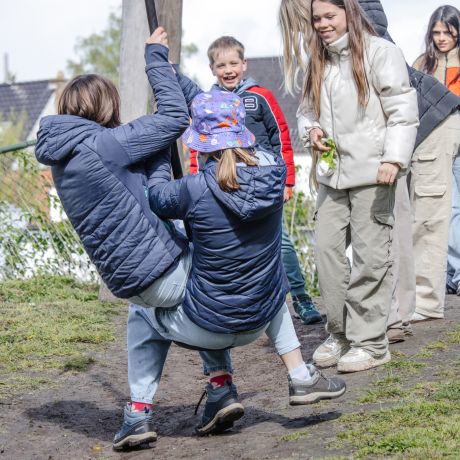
[[35, 116, 101, 165], [149, 149, 289, 333], [204, 153, 284, 222], [35, 44, 190, 298]]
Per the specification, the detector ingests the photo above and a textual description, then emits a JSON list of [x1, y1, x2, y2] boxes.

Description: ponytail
[[211, 148, 258, 192]]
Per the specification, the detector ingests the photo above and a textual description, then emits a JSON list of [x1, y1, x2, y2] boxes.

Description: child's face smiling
[[312, 1, 348, 45], [210, 49, 247, 91]]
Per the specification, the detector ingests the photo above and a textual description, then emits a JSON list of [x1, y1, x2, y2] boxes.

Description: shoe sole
[[388, 336, 405, 344], [289, 386, 346, 405], [411, 316, 442, 323], [337, 352, 391, 373], [195, 403, 244, 436], [112, 431, 157, 451]]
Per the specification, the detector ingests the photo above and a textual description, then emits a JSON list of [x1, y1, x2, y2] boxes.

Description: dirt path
[[1, 297, 460, 460]]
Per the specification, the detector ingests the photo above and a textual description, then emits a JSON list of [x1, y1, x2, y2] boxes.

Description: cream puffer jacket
[[297, 33, 419, 190]]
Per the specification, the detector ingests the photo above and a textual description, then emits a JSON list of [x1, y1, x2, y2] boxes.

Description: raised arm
[[175, 69, 203, 108], [109, 28, 190, 165]]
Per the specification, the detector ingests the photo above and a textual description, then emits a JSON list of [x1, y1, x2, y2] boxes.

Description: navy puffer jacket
[[35, 44, 190, 298], [148, 149, 289, 333], [358, 0, 460, 148]]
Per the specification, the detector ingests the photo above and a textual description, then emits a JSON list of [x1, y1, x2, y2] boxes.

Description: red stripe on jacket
[[246, 86, 295, 186]]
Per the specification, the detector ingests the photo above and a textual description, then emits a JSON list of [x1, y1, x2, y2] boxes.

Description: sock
[[289, 363, 316, 384], [210, 374, 232, 388], [131, 401, 153, 412]]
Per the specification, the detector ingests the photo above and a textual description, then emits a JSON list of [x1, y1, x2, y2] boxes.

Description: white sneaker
[[337, 348, 391, 373], [313, 335, 350, 368]]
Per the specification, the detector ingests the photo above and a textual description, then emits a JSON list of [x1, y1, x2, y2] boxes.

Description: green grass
[[0, 275, 123, 399], [330, 323, 460, 458], [337, 382, 460, 458], [280, 430, 310, 442], [358, 373, 405, 403], [384, 353, 426, 373]]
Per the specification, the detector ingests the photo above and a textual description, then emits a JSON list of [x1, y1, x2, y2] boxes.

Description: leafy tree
[[67, 12, 122, 83], [67, 10, 199, 84]]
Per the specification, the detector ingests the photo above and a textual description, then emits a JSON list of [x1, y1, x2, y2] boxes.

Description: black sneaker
[[288, 370, 346, 405], [292, 294, 322, 325], [195, 380, 244, 436], [113, 403, 157, 451]]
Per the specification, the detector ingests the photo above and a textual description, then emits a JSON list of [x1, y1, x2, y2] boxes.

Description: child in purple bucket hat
[[122, 89, 347, 443], [183, 90, 256, 151]]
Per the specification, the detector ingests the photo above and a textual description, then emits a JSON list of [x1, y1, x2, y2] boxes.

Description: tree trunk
[[155, 0, 183, 65]]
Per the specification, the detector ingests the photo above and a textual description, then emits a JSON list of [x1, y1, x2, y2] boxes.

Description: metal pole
[[0, 140, 36, 155]]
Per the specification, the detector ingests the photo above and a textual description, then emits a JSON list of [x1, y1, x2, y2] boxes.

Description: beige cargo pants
[[410, 114, 460, 318], [315, 183, 395, 357]]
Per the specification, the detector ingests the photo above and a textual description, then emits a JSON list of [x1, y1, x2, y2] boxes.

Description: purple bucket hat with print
[[182, 90, 256, 152]]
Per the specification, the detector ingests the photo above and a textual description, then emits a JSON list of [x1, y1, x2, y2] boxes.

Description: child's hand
[[146, 27, 168, 47], [309, 128, 329, 152], [284, 186, 293, 202], [377, 162, 400, 185]]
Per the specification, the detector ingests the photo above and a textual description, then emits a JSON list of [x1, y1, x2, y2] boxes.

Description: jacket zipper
[[328, 60, 340, 188]]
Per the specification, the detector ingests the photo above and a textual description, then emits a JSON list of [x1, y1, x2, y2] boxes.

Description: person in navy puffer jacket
[[129, 90, 346, 441], [35, 28, 190, 302]]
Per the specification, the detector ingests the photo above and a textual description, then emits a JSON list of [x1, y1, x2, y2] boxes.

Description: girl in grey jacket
[[279, 0, 419, 373]]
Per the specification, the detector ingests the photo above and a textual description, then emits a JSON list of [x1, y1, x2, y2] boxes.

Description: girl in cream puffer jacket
[[280, 0, 418, 373], [297, 32, 419, 189]]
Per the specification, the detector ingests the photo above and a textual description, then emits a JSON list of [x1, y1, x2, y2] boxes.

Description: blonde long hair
[[278, 0, 312, 95], [205, 148, 258, 192]]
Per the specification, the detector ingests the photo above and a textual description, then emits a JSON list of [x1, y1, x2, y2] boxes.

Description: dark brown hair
[[207, 36, 245, 65], [58, 74, 121, 128], [420, 5, 460, 80], [305, 0, 377, 117]]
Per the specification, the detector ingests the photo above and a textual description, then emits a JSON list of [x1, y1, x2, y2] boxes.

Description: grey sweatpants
[[315, 183, 395, 357]]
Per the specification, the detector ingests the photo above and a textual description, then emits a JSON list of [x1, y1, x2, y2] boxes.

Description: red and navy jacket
[[190, 78, 295, 186]]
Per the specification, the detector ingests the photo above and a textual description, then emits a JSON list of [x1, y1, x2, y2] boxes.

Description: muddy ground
[[1, 297, 459, 460]]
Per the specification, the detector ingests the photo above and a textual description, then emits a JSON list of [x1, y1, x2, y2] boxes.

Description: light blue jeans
[[128, 244, 192, 308], [128, 301, 300, 403], [447, 153, 460, 291]]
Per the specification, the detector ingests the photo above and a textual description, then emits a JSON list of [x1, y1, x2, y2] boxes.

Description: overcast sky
[[0, 0, 449, 88]]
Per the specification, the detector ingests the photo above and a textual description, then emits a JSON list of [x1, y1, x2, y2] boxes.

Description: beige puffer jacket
[[297, 33, 419, 190]]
